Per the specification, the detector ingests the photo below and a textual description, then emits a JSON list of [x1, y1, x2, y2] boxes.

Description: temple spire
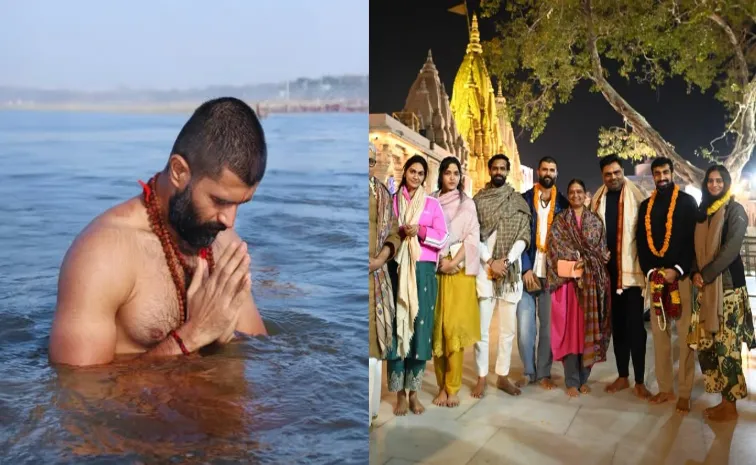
[[466, 14, 483, 54]]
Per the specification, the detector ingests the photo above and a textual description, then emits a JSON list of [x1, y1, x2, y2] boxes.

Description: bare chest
[[116, 240, 196, 350]]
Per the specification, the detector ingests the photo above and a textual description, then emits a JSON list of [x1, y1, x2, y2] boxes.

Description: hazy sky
[[0, 0, 368, 91]]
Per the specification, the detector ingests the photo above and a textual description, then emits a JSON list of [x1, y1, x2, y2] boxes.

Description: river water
[[0, 110, 367, 464]]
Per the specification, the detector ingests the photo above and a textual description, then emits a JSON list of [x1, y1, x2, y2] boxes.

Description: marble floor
[[370, 314, 756, 465]]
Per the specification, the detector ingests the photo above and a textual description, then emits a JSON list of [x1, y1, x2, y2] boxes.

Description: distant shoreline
[[0, 99, 368, 115]]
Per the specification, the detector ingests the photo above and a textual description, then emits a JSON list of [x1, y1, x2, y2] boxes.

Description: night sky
[[369, 0, 745, 192]]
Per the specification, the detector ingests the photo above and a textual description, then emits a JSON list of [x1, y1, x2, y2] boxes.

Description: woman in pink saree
[[546, 179, 612, 397]]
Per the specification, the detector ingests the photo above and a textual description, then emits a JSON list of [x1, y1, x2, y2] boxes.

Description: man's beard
[[607, 179, 623, 192], [538, 176, 554, 189], [655, 180, 672, 191], [491, 174, 507, 187], [168, 185, 226, 249]]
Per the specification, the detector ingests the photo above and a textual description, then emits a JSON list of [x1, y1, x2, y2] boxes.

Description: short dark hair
[[650, 157, 673, 173], [538, 156, 557, 169], [599, 154, 624, 171], [399, 155, 429, 190], [170, 97, 267, 186], [488, 153, 510, 170], [567, 178, 586, 191]]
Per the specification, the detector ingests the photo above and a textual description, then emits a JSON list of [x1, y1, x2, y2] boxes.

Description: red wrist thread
[[169, 330, 191, 356]]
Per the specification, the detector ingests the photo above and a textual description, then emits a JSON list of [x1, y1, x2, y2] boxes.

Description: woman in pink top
[[386, 155, 448, 416], [431, 157, 481, 408], [546, 179, 611, 398]]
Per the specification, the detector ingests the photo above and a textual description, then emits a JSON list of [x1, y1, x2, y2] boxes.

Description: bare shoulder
[[56, 199, 145, 310]]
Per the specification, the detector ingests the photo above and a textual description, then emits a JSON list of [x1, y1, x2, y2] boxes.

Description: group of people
[[369, 142, 756, 425]]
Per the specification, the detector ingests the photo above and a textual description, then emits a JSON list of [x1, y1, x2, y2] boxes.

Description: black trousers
[[610, 286, 647, 384]]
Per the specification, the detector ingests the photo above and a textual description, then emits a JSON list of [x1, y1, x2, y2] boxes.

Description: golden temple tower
[[450, 13, 524, 194]]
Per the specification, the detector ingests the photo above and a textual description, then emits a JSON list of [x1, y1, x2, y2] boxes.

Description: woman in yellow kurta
[[431, 157, 481, 407]]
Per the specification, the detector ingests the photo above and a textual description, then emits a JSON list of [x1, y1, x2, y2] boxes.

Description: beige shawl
[[694, 204, 727, 334], [591, 179, 646, 291], [395, 186, 425, 358]]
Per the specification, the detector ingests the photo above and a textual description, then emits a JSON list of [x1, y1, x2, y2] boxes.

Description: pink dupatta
[[433, 190, 480, 276]]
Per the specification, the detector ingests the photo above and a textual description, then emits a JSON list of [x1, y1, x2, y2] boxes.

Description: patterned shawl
[[395, 186, 425, 358], [473, 182, 531, 295], [546, 208, 612, 367], [432, 189, 480, 276], [371, 176, 395, 356]]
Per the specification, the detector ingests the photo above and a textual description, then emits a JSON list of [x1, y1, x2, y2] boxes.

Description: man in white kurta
[[471, 154, 532, 397], [473, 232, 527, 396]]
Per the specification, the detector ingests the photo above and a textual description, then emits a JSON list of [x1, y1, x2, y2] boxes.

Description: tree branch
[[581, 0, 705, 184], [709, 13, 750, 88]]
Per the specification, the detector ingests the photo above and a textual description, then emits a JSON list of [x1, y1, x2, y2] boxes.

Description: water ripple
[[0, 111, 368, 465]]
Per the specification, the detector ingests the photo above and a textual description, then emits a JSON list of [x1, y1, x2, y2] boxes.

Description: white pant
[[369, 357, 382, 423], [474, 298, 517, 377]]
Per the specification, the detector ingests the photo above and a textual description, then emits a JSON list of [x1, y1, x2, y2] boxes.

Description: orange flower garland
[[644, 184, 679, 258], [534, 184, 557, 253]]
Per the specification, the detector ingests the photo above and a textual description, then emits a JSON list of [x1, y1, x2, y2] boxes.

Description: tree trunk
[[582, 0, 704, 185], [722, 80, 756, 184]]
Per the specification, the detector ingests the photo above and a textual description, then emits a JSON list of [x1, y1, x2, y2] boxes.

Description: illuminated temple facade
[[369, 13, 531, 196]]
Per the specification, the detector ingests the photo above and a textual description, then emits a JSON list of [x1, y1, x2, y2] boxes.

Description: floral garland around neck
[[645, 184, 679, 258], [707, 190, 731, 216], [534, 184, 557, 253]]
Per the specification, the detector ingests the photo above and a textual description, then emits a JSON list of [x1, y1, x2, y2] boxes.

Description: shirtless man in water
[[49, 97, 268, 367]]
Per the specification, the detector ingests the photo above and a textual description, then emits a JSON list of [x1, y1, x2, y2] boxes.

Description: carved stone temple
[[369, 13, 532, 197]]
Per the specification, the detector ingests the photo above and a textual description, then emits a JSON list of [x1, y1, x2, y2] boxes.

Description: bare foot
[[515, 376, 535, 388], [633, 384, 652, 400], [648, 392, 676, 405], [497, 376, 522, 396], [432, 389, 448, 407], [706, 401, 738, 422], [394, 393, 409, 416], [579, 384, 591, 394], [408, 391, 425, 415], [566, 387, 580, 398], [604, 377, 630, 394], [471, 377, 487, 398], [704, 401, 726, 418], [539, 378, 557, 391], [446, 393, 460, 408], [675, 397, 691, 415]]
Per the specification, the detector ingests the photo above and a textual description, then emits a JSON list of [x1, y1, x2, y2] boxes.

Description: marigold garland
[[706, 190, 731, 216], [645, 184, 679, 258], [650, 269, 681, 331], [534, 184, 557, 253]]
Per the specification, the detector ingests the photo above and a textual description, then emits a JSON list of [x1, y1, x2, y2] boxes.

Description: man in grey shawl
[[471, 154, 532, 397]]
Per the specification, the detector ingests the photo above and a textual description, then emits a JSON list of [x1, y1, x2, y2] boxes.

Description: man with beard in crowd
[[472, 154, 531, 397], [591, 155, 651, 399], [636, 157, 698, 414], [516, 156, 569, 390], [49, 97, 268, 367]]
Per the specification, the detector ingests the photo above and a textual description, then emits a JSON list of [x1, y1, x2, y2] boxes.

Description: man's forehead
[[540, 162, 557, 170], [602, 162, 622, 173], [198, 169, 257, 201], [491, 160, 507, 168]]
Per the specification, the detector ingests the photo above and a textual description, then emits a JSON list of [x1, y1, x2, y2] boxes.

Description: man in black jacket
[[635, 157, 698, 414]]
